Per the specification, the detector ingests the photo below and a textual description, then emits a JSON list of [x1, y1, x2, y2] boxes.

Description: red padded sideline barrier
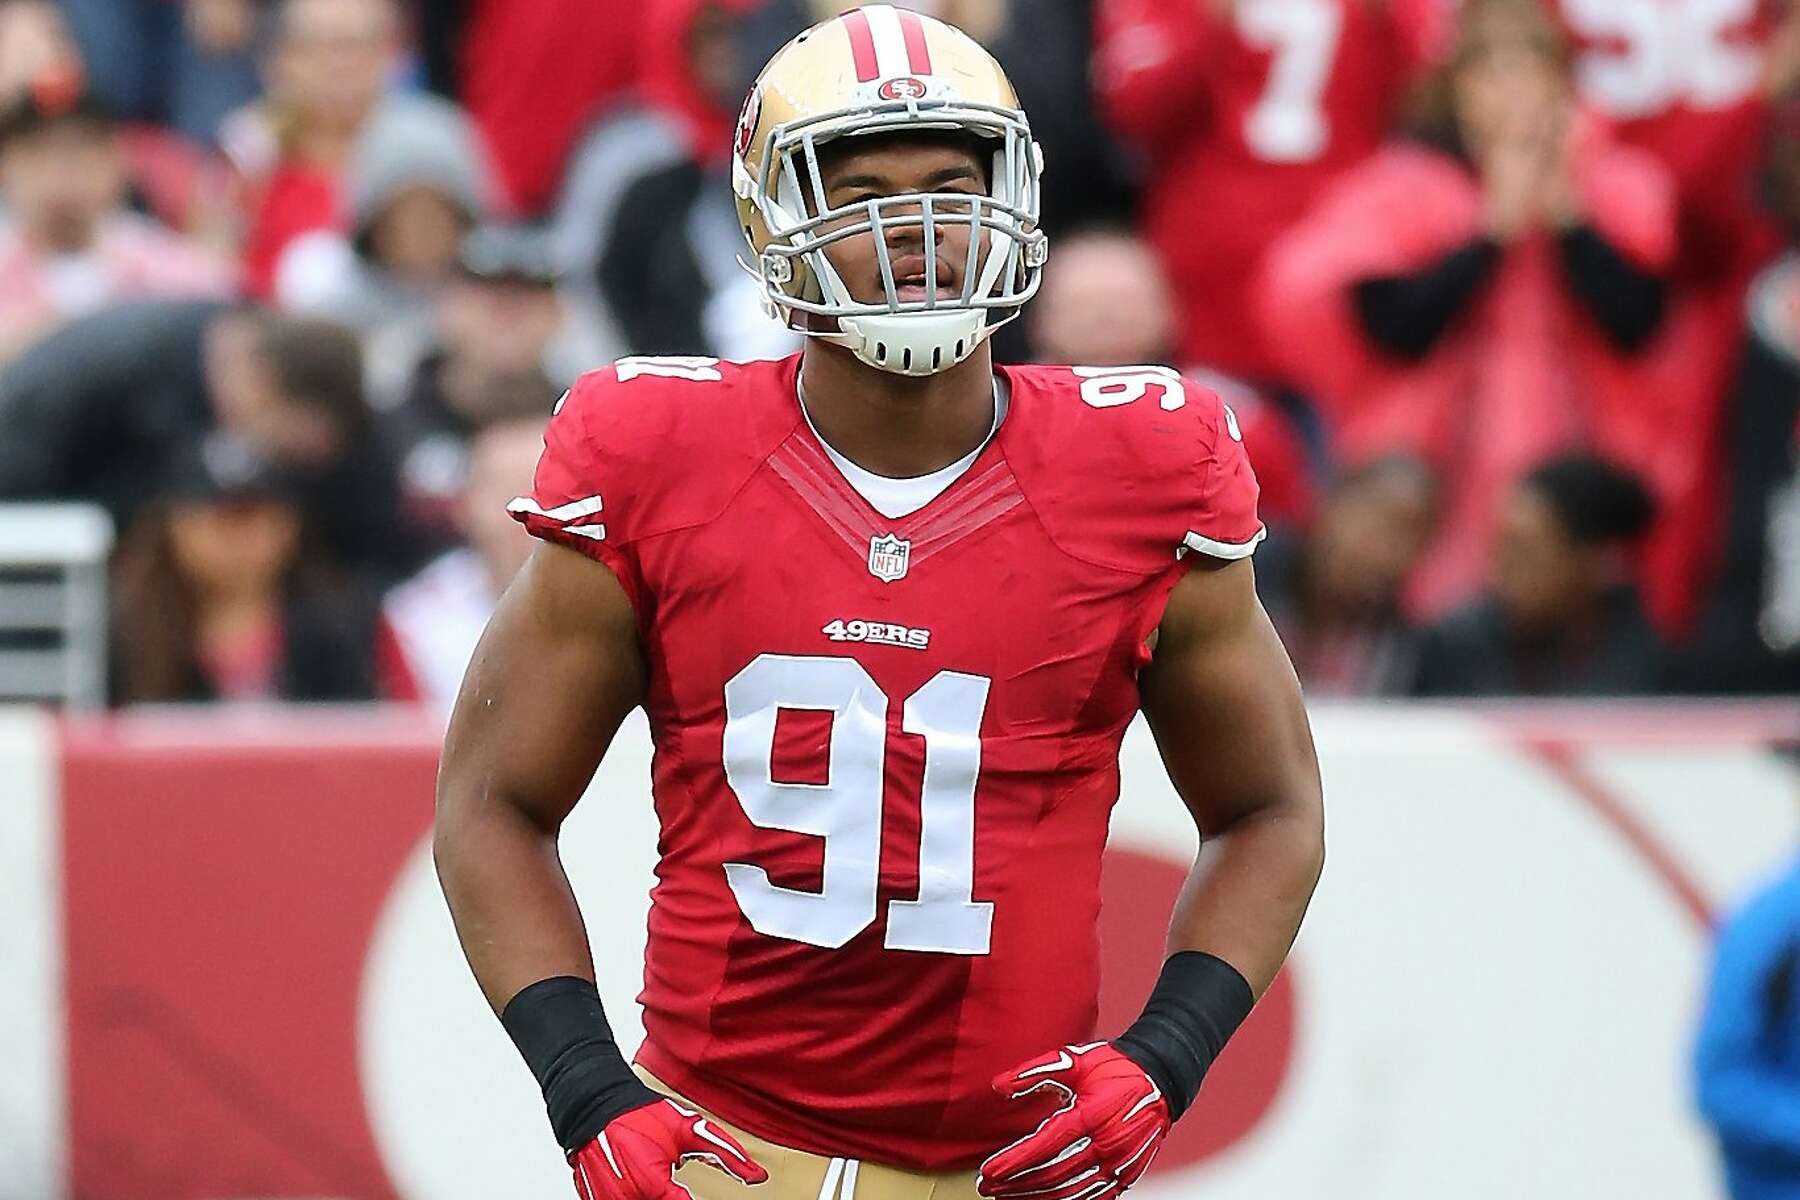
[[61, 712, 438, 1199]]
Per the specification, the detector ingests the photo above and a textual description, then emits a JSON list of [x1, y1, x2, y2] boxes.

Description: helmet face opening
[[754, 100, 1044, 321], [732, 8, 1048, 376]]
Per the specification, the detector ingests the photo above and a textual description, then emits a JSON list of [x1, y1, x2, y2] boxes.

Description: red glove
[[977, 1042, 1171, 1200], [569, 1098, 770, 1200]]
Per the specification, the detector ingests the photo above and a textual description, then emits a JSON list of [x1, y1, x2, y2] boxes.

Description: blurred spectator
[[1411, 454, 1662, 697], [110, 431, 383, 703], [0, 72, 233, 363], [381, 225, 567, 540], [0, 300, 411, 579], [276, 95, 491, 396], [1260, 0, 1681, 621], [1670, 98, 1800, 696], [1554, 0, 1795, 291], [1257, 456, 1436, 697], [1554, 1, 1800, 639], [0, 1, 240, 245], [1025, 225, 1315, 529], [1092, 0, 1447, 382], [558, 0, 796, 362], [0, 0, 83, 104], [1694, 824, 1800, 1200], [418, 0, 644, 218], [57, 0, 263, 146], [1027, 225, 1177, 369], [382, 414, 544, 713], [224, 0, 400, 298]]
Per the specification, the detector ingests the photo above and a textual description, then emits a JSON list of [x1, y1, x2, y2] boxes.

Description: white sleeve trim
[[507, 495, 608, 541], [507, 494, 604, 522], [1178, 525, 1266, 561]]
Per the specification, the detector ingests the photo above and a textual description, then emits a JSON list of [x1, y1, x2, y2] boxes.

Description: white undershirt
[[801, 377, 1010, 520]]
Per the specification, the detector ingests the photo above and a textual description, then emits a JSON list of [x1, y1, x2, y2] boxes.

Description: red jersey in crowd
[[1553, 0, 1786, 286], [1554, 0, 1790, 628], [1094, 0, 1449, 380], [457, 0, 642, 216], [236, 161, 338, 300], [510, 354, 1263, 1169]]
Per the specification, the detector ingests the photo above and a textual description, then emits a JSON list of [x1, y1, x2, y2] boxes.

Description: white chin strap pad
[[838, 309, 991, 376]]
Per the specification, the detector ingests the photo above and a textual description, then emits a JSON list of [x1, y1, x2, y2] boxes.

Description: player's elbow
[[431, 782, 471, 891], [1215, 777, 1325, 893], [1289, 786, 1326, 894], [432, 764, 560, 886], [1266, 765, 1327, 898], [431, 761, 505, 887]]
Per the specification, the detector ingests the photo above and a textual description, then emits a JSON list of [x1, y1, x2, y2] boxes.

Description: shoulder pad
[[1000, 364, 1264, 574], [510, 355, 800, 554]]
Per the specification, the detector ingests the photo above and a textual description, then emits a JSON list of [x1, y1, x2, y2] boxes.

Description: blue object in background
[[57, 0, 263, 146], [1696, 852, 1800, 1200]]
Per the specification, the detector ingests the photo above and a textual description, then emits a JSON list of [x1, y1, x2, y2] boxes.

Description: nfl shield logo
[[867, 533, 911, 583]]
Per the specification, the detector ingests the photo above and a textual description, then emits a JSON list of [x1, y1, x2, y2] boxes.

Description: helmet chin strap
[[810, 250, 994, 376], [837, 309, 991, 376]]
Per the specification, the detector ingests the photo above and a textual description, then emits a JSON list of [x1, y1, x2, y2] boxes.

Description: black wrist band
[[1112, 951, 1256, 1122], [500, 976, 661, 1151]]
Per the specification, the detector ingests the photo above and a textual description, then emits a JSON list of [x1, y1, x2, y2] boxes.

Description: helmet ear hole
[[901, 348, 913, 371], [875, 341, 888, 362]]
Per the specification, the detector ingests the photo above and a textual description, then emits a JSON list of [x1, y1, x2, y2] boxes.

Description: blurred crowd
[[1, 0, 1798, 705]]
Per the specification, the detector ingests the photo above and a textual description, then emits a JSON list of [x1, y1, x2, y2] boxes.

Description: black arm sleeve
[[502, 976, 661, 1151], [1351, 237, 1501, 361], [1557, 224, 1667, 352]]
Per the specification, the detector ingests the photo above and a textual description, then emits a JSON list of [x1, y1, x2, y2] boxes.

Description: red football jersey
[[511, 354, 1263, 1170], [1094, 0, 1446, 377], [1554, 0, 1783, 283]]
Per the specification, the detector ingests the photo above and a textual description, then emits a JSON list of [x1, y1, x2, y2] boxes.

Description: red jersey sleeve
[[1182, 383, 1266, 561], [508, 368, 647, 611]]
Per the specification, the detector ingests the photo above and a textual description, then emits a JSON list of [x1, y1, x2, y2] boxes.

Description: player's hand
[[568, 1098, 769, 1199], [977, 1042, 1171, 1199]]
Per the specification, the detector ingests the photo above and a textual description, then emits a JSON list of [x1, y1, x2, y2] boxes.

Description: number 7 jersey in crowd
[[509, 353, 1263, 1171]]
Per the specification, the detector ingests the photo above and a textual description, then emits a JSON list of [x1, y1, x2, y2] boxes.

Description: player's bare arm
[[435, 542, 642, 1012], [1139, 555, 1324, 994], [977, 560, 1323, 1200], [434, 544, 768, 1197]]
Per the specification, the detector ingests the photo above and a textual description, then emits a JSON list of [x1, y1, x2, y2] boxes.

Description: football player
[[434, 7, 1325, 1199], [1092, 0, 1449, 380]]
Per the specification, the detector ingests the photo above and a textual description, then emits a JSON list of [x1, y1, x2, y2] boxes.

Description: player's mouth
[[891, 254, 957, 303]]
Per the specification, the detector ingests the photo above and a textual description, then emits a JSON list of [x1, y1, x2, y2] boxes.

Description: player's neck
[[797, 343, 998, 479]]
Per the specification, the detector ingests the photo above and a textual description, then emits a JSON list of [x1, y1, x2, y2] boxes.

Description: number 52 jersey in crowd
[[509, 353, 1263, 1170]]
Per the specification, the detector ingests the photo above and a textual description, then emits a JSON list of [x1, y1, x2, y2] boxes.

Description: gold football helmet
[[732, 4, 1047, 376]]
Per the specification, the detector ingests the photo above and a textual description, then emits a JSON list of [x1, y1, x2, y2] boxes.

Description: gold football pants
[[635, 1067, 985, 1200]]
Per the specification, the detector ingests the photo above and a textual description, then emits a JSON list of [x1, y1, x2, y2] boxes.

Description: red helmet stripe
[[897, 8, 933, 75], [843, 8, 881, 82]]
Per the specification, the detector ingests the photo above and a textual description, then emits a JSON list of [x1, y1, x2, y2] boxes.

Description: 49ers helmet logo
[[879, 76, 929, 100], [734, 86, 762, 159]]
